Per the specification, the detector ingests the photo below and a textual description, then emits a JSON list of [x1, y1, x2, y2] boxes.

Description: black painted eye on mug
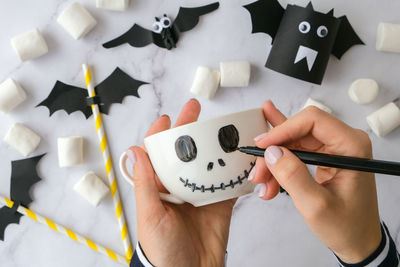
[[218, 124, 240, 153], [175, 135, 197, 162]]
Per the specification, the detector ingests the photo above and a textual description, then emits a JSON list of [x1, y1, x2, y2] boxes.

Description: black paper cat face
[[244, 1, 364, 84], [174, 124, 254, 193]]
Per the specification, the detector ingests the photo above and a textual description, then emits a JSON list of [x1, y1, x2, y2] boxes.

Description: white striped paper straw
[[82, 64, 133, 260]]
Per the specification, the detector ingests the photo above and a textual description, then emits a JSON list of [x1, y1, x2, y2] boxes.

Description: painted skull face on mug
[[144, 109, 268, 206]]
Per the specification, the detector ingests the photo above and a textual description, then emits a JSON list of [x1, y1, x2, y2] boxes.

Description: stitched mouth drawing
[[174, 124, 255, 193], [179, 161, 255, 193]]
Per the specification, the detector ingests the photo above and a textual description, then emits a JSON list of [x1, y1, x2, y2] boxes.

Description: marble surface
[[0, 0, 399, 266]]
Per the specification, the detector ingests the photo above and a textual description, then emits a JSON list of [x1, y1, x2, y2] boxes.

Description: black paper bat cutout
[[244, 1, 364, 85], [0, 154, 45, 241], [37, 67, 148, 119], [103, 2, 219, 50]]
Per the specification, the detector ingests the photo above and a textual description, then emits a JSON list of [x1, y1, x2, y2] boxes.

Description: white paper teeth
[[303, 98, 332, 114], [57, 2, 97, 40], [376, 23, 400, 53], [0, 79, 27, 113], [58, 136, 84, 167], [190, 66, 221, 99], [74, 171, 110, 207], [220, 61, 251, 87], [96, 0, 130, 11], [349, 79, 379, 104], [11, 28, 48, 61], [367, 102, 400, 137], [4, 123, 41, 157]]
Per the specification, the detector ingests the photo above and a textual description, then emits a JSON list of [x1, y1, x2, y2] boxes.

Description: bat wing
[[10, 154, 45, 207], [243, 0, 285, 42], [36, 81, 92, 119], [0, 206, 23, 241], [103, 24, 158, 49], [95, 68, 149, 114], [332, 16, 364, 59], [172, 2, 220, 33]]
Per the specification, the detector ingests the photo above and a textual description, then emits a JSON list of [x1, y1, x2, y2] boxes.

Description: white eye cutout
[[160, 17, 171, 28], [299, 21, 311, 34], [152, 22, 163, 33], [317, 26, 328, 38]]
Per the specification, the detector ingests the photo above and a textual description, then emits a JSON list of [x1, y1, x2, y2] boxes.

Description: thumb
[[127, 146, 165, 221], [264, 146, 326, 211]]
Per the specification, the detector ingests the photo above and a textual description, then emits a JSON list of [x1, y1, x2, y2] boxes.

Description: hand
[[127, 99, 234, 267], [250, 100, 382, 264]]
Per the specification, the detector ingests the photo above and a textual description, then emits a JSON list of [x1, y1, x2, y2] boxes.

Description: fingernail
[[248, 166, 256, 181], [126, 149, 137, 166], [254, 132, 268, 142], [265, 146, 283, 165], [258, 183, 268, 198]]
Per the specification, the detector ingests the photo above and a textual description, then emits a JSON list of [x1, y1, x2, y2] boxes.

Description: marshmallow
[[58, 136, 84, 167], [11, 28, 48, 61], [4, 123, 41, 157], [303, 98, 332, 114], [0, 79, 27, 113], [74, 171, 109, 207], [57, 3, 97, 40], [367, 102, 400, 137], [348, 79, 379, 104], [220, 61, 251, 87], [96, 0, 130, 11], [376, 23, 400, 53], [190, 67, 220, 99]]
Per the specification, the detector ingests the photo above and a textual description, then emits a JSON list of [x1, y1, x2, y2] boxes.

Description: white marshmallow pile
[[220, 61, 251, 87], [58, 136, 84, 167], [0, 79, 27, 113], [303, 98, 332, 114], [96, 0, 130, 11], [190, 67, 221, 99], [74, 171, 109, 207], [57, 2, 97, 40], [348, 79, 379, 104], [11, 28, 48, 61], [367, 102, 400, 137], [190, 61, 251, 99], [376, 23, 400, 53], [4, 123, 41, 156]]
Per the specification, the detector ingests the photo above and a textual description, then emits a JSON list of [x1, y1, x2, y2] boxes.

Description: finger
[[258, 177, 280, 200], [174, 98, 201, 127], [128, 146, 166, 220], [144, 114, 171, 138], [256, 107, 357, 154], [264, 146, 327, 211], [249, 157, 272, 184], [262, 100, 287, 127]]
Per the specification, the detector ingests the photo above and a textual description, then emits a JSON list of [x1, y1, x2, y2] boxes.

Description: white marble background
[[0, 0, 399, 266]]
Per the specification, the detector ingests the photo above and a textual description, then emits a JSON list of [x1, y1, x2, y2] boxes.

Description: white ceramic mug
[[120, 108, 268, 207]]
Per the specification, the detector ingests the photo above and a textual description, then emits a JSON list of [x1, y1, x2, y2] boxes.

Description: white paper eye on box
[[11, 28, 48, 61], [220, 61, 251, 87], [0, 79, 27, 113], [96, 0, 130, 11], [376, 23, 400, 53], [74, 171, 110, 207], [57, 2, 97, 40], [58, 136, 84, 167], [190, 66, 221, 99], [303, 98, 332, 114], [4, 123, 41, 157], [367, 102, 400, 137], [348, 79, 379, 105]]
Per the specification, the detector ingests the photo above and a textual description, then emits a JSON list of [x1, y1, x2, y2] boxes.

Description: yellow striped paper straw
[[82, 64, 133, 260], [0, 195, 129, 265]]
